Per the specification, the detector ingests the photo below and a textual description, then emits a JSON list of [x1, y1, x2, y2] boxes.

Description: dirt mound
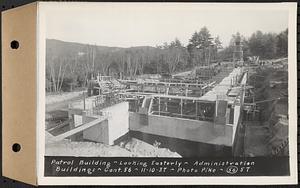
[[121, 138, 181, 157], [45, 137, 181, 157], [46, 140, 132, 157]]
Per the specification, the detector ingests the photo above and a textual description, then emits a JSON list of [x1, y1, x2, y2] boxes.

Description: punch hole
[[10, 40, 19, 49], [12, 143, 21, 152]]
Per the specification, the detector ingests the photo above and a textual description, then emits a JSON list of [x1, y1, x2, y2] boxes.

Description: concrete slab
[[199, 67, 242, 101]]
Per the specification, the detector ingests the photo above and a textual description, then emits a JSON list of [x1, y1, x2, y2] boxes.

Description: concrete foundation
[[66, 66, 246, 154], [83, 117, 109, 144], [72, 102, 129, 145], [102, 102, 129, 145], [129, 112, 234, 146], [130, 131, 232, 157]]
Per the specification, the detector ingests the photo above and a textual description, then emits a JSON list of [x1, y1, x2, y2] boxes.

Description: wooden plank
[[53, 116, 108, 141], [121, 79, 205, 87]]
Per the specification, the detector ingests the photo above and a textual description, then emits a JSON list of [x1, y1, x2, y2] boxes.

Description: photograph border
[[36, 2, 298, 185]]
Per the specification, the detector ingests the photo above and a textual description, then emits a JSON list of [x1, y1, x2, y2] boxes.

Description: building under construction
[[48, 61, 250, 157]]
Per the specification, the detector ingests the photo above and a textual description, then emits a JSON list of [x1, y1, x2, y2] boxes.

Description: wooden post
[[185, 84, 188, 97], [158, 97, 161, 115], [82, 110, 87, 124], [166, 84, 170, 95], [148, 98, 153, 114], [195, 101, 198, 120], [83, 92, 86, 110], [180, 99, 183, 117], [165, 100, 168, 111], [68, 104, 75, 141]]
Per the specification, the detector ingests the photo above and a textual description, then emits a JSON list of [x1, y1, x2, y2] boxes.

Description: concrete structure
[[129, 112, 234, 146], [129, 70, 247, 151], [53, 64, 247, 156], [65, 96, 129, 145], [82, 102, 129, 145]]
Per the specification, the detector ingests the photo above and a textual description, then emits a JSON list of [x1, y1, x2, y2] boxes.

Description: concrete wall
[[83, 118, 109, 144], [232, 105, 241, 144], [74, 115, 83, 127], [102, 102, 129, 145], [79, 101, 235, 147], [79, 102, 129, 145], [129, 112, 233, 146]]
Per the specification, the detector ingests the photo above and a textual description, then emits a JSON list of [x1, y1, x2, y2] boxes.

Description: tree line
[[46, 27, 288, 92], [219, 29, 288, 61]]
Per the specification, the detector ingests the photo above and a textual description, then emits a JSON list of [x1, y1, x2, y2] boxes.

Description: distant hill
[[46, 39, 157, 57]]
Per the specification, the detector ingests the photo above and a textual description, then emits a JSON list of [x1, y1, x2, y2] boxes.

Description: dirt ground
[[46, 91, 84, 105], [243, 62, 288, 157], [244, 122, 271, 156], [45, 135, 181, 157]]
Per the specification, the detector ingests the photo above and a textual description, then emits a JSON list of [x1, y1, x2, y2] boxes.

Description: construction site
[[45, 36, 289, 158]]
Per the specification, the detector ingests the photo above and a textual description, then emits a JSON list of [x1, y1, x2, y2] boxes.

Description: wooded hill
[[46, 27, 288, 92]]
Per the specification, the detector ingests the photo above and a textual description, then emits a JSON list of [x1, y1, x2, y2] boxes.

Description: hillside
[[46, 39, 157, 57]]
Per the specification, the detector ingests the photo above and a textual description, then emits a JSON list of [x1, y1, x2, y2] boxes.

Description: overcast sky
[[43, 2, 289, 48]]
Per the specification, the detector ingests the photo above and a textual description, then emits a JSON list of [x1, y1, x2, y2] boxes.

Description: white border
[[37, 2, 298, 185]]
